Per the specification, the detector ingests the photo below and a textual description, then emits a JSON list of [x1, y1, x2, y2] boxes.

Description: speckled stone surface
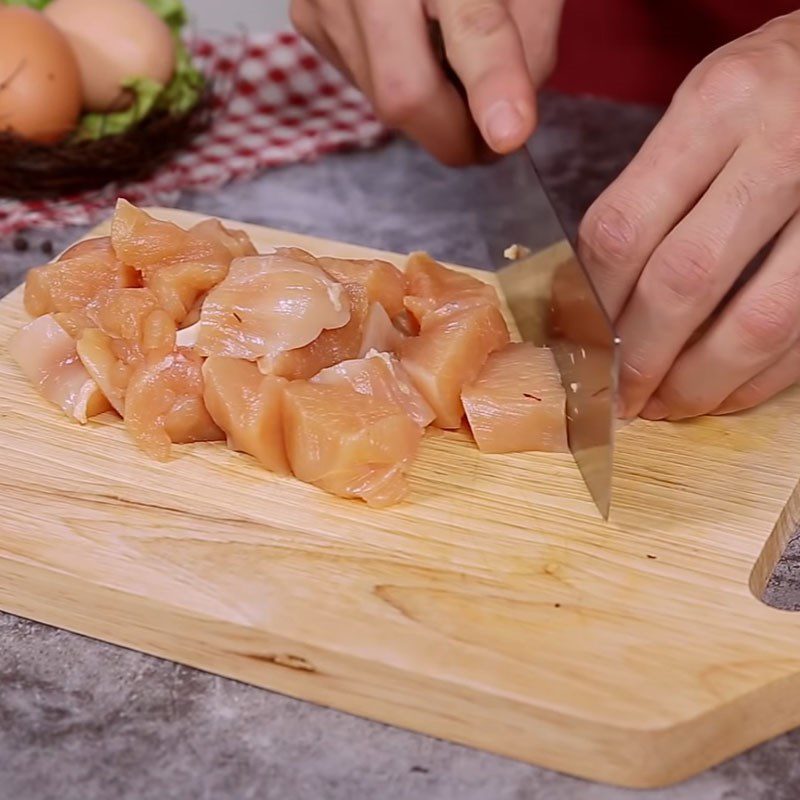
[[1, 92, 798, 800]]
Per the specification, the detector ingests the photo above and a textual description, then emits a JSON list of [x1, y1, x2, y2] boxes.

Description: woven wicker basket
[[0, 87, 213, 200]]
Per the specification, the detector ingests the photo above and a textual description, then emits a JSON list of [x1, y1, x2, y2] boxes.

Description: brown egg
[[0, 7, 83, 145], [45, 0, 176, 113]]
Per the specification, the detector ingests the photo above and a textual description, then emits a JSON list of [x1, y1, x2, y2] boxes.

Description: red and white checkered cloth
[[0, 31, 390, 236]]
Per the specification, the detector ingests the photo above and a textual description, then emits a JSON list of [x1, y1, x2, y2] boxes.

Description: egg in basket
[[0, 0, 211, 199]]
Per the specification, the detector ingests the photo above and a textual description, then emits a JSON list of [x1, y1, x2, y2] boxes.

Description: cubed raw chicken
[[124, 349, 224, 460], [403, 252, 501, 325], [283, 380, 422, 507], [202, 357, 290, 474], [111, 201, 257, 326], [400, 301, 510, 429], [312, 351, 435, 428], [196, 252, 351, 369], [264, 282, 369, 380], [462, 343, 568, 453], [24, 236, 139, 317], [9, 314, 111, 424]]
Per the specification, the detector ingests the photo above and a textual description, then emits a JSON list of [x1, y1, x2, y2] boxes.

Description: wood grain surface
[[1, 208, 799, 789]]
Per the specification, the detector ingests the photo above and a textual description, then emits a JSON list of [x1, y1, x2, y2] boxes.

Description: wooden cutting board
[[1, 207, 799, 789]]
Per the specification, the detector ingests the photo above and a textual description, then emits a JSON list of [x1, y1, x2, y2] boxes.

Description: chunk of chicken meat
[[317, 254, 406, 318], [358, 302, 405, 358], [110, 200, 255, 276], [24, 236, 139, 317], [9, 315, 110, 424], [403, 252, 501, 325], [400, 301, 510, 429], [124, 349, 224, 460], [264, 282, 369, 380], [202, 357, 290, 474], [461, 343, 568, 453], [110, 201, 257, 327], [283, 380, 422, 507], [196, 252, 351, 368], [312, 352, 435, 428]]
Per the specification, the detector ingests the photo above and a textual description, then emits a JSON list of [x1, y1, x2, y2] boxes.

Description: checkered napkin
[[0, 31, 389, 236]]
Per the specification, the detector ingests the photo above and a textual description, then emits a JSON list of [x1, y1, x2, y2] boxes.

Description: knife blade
[[492, 147, 620, 520], [427, 21, 620, 518]]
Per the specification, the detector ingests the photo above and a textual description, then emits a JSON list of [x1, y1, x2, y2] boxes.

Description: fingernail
[[640, 398, 668, 421], [483, 100, 525, 150]]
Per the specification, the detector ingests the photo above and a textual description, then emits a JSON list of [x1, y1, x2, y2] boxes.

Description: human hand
[[579, 12, 800, 421], [290, 0, 564, 165]]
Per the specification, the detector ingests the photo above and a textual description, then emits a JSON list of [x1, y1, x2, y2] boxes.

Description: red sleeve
[[546, 0, 799, 105]]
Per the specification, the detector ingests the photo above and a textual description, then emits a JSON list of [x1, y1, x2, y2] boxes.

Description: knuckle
[[734, 289, 800, 354], [450, 1, 509, 42], [579, 200, 643, 270], [372, 78, 429, 127], [647, 239, 718, 304], [687, 50, 764, 106]]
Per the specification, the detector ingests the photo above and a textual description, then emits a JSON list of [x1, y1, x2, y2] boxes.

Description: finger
[[354, 0, 481, 166], [434, 0, 536, 153], [290, 0, 352, 80], [509, 0, 565, 84], [314, 0, 375, 96], [711, 339, 800, 416], [615, 137, 800, 418], [578, 64, 746, 320], [642, 211, 800, 420]]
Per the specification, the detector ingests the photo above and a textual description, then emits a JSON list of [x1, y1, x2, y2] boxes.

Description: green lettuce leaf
[[141, 0, 188, 34], [75, 77, 163, 140], [161, 39, 205, 116], [1, 0, 54, 8]]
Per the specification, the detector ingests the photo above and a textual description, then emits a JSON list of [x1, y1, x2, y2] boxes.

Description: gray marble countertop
[[1, 92, 798, 800]]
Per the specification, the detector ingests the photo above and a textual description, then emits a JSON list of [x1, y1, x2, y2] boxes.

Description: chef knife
[[493, 149, 620, 520], [428, 21, 620, 519]]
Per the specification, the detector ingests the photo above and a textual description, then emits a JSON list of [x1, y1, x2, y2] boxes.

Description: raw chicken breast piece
[[72, 287, 178, 417], [58, 235, 117, 262], [283, 381, 422, 507], [52, 310, 94, 339], [203, 357, 290, 474], [274, 247, 406, 318], [317, 255, 407, 317], [461, 342, 568, 454], [110, 202, 256, 326], [391, 309, 420, 338], [88, 288, 175, 349], [359, 302, 405, 357], [24, 238, 139, 317], [196, 252, 351, 364], [145, 261, 228, 325], [189, 218, 258, 261], [124, 349, 224, 460], [312, 351, 435, 428], [400, 302, 510, 429], [404, 252, 501, 325], [265, 283, 369, 380], [9, 315, 111, 424], [76, 329, 129, 415], [110, 200, 254, 276]]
